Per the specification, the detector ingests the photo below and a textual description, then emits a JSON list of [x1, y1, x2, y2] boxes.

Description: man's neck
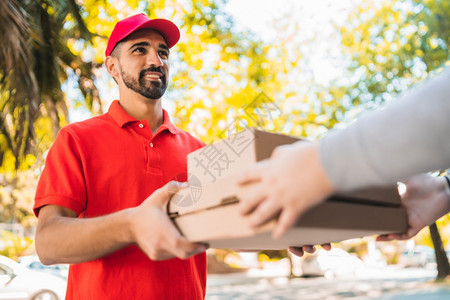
[[118, 93, 163, 135]]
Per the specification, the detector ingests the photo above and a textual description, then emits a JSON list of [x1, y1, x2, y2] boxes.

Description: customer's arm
[[239, 68, 450, 238], [320, 68, 450, 190], [35, 181, 208, 265]]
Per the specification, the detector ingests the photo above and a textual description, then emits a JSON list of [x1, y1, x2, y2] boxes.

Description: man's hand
[[377, 174, 450, 241], [238, 141, 335, 238], [289, 244, 332, 257], [129, 181, 209, 261]]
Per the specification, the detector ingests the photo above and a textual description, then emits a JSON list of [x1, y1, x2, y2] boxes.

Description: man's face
[[113, 29, 170, 100]]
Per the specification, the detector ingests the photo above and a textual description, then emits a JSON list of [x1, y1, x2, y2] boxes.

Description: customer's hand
[[130, 181, 209, 260], [377, 174, 450, 241], [238, 141, 336, 238]]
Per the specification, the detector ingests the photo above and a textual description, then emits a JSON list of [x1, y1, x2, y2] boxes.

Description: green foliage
[[258, 249, 288, 261], [167, 0, 273, 141], [339, 0, 449, 108], [414, 214, 450, 249], [0, 169, 40, 227], [0, 231, 33, 261]]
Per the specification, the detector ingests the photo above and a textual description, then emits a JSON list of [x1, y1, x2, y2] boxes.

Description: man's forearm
[[35, 205, 134, 265]]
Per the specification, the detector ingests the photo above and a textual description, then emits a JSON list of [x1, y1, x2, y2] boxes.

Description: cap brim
[[134, 19, 180, 48]]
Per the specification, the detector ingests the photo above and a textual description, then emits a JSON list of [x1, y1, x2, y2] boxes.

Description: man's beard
[[120, 66, 167, 99]]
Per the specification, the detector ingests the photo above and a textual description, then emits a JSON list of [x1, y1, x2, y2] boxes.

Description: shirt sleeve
[[319, 67, 450, 191], [34, 127, 87, 217]]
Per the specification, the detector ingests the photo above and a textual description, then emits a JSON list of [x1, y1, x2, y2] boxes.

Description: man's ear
[[105, 56, 120, 79]]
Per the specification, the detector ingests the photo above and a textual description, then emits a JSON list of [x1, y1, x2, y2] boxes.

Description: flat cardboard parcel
[[169, 128, 407, 250]]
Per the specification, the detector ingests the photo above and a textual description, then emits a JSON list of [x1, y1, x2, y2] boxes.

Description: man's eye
[[159, 51, 169, 58], [133, 47, 146, 54]]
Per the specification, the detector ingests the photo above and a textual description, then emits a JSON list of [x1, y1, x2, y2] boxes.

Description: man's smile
[[143, 72, 163, 80]]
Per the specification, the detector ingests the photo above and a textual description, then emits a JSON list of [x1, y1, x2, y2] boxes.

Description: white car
[[18, 256, 69, 280], [0, 255, 66, 300], [398, 245, 435, 268], [301, 248, 364, 278]]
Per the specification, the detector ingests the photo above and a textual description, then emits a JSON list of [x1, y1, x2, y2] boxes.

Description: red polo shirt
[[34, 100, 206, 299]]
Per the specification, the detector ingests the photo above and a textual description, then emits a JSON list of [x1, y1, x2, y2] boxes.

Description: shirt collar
[[107, 100, 180, 135], [159, 109, 181, 135]]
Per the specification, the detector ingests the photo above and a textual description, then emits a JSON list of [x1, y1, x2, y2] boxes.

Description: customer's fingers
[[247, 196, 280, 228], [273, 208, 298, 239], [239, 183, 269, 216]]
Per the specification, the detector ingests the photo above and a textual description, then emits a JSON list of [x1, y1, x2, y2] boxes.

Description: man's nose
[[146, 49, 163, 67]]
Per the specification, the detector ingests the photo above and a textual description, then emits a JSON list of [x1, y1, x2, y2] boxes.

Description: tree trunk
[[429, 223, 450, 280]]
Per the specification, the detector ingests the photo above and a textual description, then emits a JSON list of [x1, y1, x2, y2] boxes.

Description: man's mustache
[[140, 66, 165, 78]]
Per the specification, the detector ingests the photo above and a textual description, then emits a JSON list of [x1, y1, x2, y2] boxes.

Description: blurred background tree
[[338, 0, 449, 109], [0, 0, 99, 227]]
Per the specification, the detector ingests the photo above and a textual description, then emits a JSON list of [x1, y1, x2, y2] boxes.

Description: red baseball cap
[[105, 13, 180, 57]]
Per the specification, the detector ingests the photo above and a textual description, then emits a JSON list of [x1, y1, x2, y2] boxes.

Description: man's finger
[[167, 180, 189, 195], [376, 232, 410, 241], [151, 181, 188, 207], [170, 239, 209, 260], [289, 247, 304, 257], [321, 243, 332, 251], [162, 221, 209, 259], [376, 234, 392, 242], [302, 245, 316, 253]]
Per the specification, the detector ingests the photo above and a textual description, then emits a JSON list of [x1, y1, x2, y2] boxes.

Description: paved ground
[[206, 265, 450, 299]]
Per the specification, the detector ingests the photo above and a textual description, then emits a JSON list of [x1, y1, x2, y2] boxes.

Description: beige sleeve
[[319, 68, 450, 191]]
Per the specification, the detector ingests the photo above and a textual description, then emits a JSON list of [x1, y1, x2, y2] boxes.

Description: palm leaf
[[0, 0, 97, 171]]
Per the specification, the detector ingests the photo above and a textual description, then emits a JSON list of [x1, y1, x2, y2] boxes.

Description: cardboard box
[[169, 128, 408, 250]]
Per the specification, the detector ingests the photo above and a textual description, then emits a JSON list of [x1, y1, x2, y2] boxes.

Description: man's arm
[[35, 182, 208, 265]]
